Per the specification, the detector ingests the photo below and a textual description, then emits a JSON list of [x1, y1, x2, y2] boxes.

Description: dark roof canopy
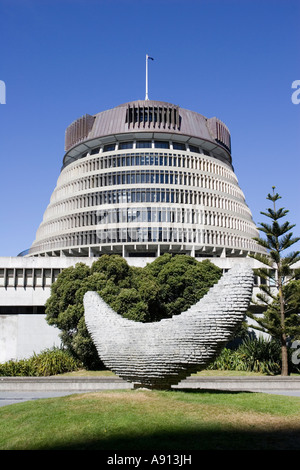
[[64, 99, 232, 165]]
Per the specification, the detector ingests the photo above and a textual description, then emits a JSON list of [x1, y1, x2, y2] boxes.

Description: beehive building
[[29, 100, 264, 260], [0, 98, 268, 363]]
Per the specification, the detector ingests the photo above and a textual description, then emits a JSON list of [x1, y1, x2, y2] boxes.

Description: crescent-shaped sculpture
[[84, 264, 254, 389]]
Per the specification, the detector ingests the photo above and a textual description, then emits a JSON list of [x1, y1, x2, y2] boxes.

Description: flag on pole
[[145, 54, 154, 100]]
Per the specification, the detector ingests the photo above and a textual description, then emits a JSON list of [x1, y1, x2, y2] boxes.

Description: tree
[[248, 187, 300, 375], [45, 256, 150, 368], [143, 254, 222, 320], [45, 254, 222, 369]]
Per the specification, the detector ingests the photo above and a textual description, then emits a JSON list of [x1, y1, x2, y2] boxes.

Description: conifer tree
[[248, 187, 300, 375]]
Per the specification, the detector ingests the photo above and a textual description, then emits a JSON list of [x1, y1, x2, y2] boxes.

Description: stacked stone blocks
[[84, 264, 254, 389]]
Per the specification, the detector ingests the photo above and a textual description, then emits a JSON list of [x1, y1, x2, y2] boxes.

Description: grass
[[58, 368, 265, 377], [1, 388, 300, 450]]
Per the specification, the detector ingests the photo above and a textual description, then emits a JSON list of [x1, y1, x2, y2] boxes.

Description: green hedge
[[0, 348, 82, 377]]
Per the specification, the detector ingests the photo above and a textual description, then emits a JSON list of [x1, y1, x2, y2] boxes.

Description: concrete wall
[[0, 314, 61, 362]]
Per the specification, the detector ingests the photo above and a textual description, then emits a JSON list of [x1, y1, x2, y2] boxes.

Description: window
[[136, 141, 152, 148], [173, 142, 185, 150], [103, 144, 115, 152], [154, 141, 169, 149], [0, 269, 5, 287], [189, 145, 199, 153], [119, 141, 133, 149]]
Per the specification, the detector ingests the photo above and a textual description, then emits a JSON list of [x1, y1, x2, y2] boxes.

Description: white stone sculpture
[[84, 264, 254, 389]]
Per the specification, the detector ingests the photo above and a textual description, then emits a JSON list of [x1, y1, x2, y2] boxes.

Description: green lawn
[[1, 388, 300, 450], [58, 368, 265, 377]]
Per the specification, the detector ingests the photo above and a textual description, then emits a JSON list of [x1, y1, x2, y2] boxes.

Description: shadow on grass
[[44, 426, 300, 451], [173, 388, 254, 394]]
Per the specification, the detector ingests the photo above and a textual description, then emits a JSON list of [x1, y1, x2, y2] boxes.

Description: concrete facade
[[0, 314, 61, 364]]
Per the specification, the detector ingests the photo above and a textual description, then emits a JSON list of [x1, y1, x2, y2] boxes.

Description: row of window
[[0, 268, 61, 288], [32, 226, 258, 254], [39, 206, 255, 239], [0, 265, 286, 290], [97, 141, 209, 153], [63, 151, 233, 180], [39, 207, 257, 238], [56, 169, 242, 204], [64, 141, 214, 168], [40, 187, 253, 236]]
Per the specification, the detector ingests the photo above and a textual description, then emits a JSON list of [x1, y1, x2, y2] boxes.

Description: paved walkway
[[1, 375, 300, 407]]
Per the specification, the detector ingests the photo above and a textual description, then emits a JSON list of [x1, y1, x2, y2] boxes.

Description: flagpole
[[145, 54, 149, 100], [145, 54, 154, 101]]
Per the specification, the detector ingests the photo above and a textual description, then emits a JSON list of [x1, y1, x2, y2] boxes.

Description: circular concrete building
[[29, 100, 264, 259]]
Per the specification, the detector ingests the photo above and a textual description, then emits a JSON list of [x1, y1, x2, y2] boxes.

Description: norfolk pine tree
[[248, 187, 300, 375]]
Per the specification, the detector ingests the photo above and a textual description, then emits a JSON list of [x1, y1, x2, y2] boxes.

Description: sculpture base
[[133, 382, 172, 391]]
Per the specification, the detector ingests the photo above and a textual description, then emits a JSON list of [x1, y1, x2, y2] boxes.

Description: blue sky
[[0, 0, 299, 256]]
